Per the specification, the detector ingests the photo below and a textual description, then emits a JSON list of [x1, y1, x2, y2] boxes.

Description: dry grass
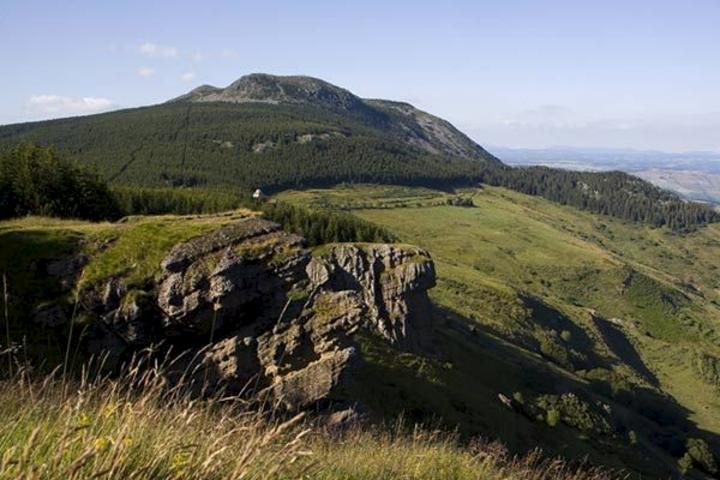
[[0, 355, 621, 480], [310, 426, 621, 480], [0, 356, 312, 480]]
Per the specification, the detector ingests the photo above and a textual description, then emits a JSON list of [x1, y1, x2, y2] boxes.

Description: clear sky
[[2, 0, 719, 152]]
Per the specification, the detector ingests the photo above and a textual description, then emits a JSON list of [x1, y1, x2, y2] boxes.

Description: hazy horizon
[[2, 0, 719, 153]]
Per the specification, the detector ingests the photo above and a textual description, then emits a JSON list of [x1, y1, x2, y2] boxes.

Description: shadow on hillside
[[430, 302, 720, 478], [591, 315, 659, 386], [520, 294, 610, 370]]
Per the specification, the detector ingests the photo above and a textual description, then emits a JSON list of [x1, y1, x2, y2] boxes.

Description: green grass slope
[[0, 209, 680, 477], [278, 184, 720, 477]]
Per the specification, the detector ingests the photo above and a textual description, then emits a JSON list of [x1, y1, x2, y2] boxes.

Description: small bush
[[535, 393, 612, 434], [678, 453, 693, 474], [685, 437, 718, 474], [546, 409, 561, 427], [446, 195, 474, 207]]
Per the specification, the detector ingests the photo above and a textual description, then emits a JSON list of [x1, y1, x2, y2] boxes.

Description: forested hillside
[[0, 74, 717, 231]]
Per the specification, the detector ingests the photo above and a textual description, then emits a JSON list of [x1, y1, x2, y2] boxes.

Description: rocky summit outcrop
[[75, 219, 436, 412], [157, 218, 309, 338], [174, 73, 366, 113]]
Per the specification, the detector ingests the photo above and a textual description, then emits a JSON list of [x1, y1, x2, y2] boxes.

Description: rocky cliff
[[48, 217, 437, 412]]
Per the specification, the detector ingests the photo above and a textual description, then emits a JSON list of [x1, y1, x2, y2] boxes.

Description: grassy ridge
[[3, 184, 720, 476], [277, 185, 720, 451]]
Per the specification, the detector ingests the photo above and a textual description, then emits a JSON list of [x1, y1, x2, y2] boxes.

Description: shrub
[[446, 196, 474, 207], [546, 409, 561, 427], [685, 437, 718, 474], [560, 330, 572, 342], [537, 331, 572, 369], [535, 393, 612, 434], [693, 351, 720, 388], [678, 453, 693, 474]]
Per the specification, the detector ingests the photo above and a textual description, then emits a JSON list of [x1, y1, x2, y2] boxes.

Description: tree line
[[0, 144, 394, 246], [480, 166, 719, 232]]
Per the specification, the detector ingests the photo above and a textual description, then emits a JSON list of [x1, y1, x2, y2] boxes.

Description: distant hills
[[494, 146, 720, 204]]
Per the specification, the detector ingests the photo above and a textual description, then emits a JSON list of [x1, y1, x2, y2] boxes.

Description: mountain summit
[[172, 73, 495, 160], [174, 73, 366, 112]]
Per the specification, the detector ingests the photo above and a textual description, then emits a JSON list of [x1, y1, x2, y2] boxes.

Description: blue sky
[[1, 0, 719, 152]]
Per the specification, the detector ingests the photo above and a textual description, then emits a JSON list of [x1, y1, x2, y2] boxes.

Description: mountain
[[173, 74, 492, 160], [4, 74, 720, 477], [0, 74, 498, 191]]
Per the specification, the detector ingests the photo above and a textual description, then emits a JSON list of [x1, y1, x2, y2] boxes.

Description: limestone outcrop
[[306, 244, 436, 350], [75, 219, 436, 411]]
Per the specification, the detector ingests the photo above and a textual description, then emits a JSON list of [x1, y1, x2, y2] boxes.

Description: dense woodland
[[0, 145, 393, 245], [0, 144, 121, 220], [481, 167, 719, 232], [0, 100, 717, 231]]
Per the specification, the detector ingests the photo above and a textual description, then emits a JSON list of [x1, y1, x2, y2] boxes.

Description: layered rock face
[[157, 218, 309, 338], [306, 244, 436, 350], [79, 219, 436, 411], [196, 243, 436, 410]]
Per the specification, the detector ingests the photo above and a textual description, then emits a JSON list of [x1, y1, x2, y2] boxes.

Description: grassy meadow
[[3, 184, 720, 477], [278, 185, 720, 436]]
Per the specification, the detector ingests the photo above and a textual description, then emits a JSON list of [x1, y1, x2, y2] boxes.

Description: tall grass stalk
[[2, 273, 10, 375]]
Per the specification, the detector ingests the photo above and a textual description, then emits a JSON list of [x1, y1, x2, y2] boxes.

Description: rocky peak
[[178, 73, 366, 112], [366, 99, 496, 159], [170, 73, 499, 161]]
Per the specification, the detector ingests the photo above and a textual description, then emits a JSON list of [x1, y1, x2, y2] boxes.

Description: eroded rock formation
[[75, 218, 436, 411]]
